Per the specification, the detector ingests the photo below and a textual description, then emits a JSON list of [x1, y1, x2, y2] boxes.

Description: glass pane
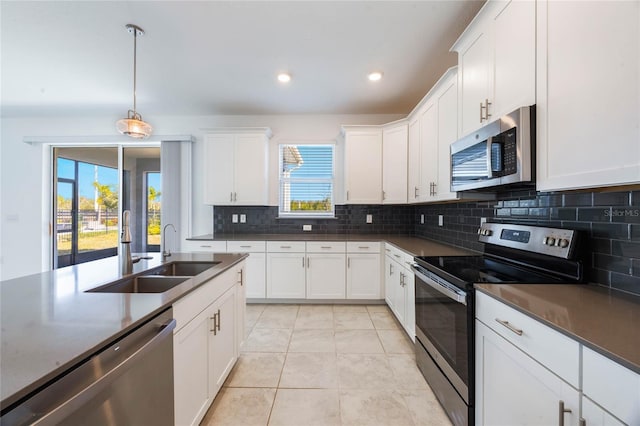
[[56, 181, 73, 257], [57, 157, 75, 180], [280, 144, 334, 215], [123, 147, 161, 252], [78, 160, 119, 253], [147, 172, 161, 247]]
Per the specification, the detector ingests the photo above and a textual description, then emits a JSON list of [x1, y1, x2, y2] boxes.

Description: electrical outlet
[[438, 215, 444, 227], [480, 217, 487, 225], [232, 214, 238, 223], [420, 214, 424, 224], [303, 224, 312, 231], [240, 214, 246, 223], [366, 214, 373, 224]]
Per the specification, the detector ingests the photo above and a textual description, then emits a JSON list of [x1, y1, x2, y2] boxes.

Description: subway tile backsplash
[[212, 188, 640, 296], [414, 188, 640, 296]]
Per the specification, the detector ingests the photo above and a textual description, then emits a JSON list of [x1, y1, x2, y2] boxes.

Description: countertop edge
[[474, 285, 640, 375], [0, 253, 249, 410]]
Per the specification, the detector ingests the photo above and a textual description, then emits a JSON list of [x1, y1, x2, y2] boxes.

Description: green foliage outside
[[290, 198, 331, 212]]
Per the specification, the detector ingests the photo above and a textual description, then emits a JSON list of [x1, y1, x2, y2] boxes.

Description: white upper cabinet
[[382, 122, 408, 204], [342, 126, 383, 204], [536, 0, 640, 191], [203, 128, 271, 205], [407, 117, 421, 203], [407, 68, 461, 203], [452, 0, 536, 137]]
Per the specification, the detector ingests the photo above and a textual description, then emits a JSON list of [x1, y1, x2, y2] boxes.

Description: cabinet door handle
[[302, 257, 305, 268], [480, 101, 485, 122], [382, 190, 386, 200], [389, 264, 394, 275], [558, 400, 572, 426], [216, 309, 221, 332], [495, 318, 523, 336], [414, 186, 419, 198], [306, 257, 310, 268], [347, 257, 350, 268], [230, 192, 233, 202], [211, 313, 217, 335], [238, 269, 243, 286], [346, 190, 350, 201], [484, 99, 492, 120], [400, 272, 404, 286]]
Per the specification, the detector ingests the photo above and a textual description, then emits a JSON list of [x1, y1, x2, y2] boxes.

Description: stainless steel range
[[412, 223, 586, 426]]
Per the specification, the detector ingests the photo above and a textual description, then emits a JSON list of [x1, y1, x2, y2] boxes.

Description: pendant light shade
[[116, 24, 152, 139]]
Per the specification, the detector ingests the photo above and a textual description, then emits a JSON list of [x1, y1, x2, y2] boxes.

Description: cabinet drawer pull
[[321, 246, 332, 249], [558, 400, 572, 426], [200, 245, 212, 248], [358, 246, 369, 249], [385, 248, 391, 252], [240, 245, 251, 248], [393, 254, 401, 259], [280, 245, 291, 249], [495, 318, 523, 336], [210, 314, 217, 335]]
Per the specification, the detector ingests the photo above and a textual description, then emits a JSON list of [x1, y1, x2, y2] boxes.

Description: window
[[279, 144, 334, 217]]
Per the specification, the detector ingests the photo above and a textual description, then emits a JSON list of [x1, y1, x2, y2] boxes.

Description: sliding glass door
[[53, 146, 161, 268]]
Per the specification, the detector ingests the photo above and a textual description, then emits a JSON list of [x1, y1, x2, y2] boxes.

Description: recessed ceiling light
[[277, 73, 291, 83], [368, 71, 383, 82]]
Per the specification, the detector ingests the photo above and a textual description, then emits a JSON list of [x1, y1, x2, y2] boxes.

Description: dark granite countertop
[[188, 233, 477, 257], [475, 284, 640, 374], [0, 252, 247, 409]]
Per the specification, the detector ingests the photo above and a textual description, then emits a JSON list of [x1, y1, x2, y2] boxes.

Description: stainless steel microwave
[[450, 106, 534, 191]]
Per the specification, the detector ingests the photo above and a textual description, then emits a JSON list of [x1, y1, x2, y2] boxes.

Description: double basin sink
[[87, 261, 220, 294]]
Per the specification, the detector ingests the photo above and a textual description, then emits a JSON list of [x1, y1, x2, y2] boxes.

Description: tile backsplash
[[414, 189, 640, 295], [212, 189, 640, 295]]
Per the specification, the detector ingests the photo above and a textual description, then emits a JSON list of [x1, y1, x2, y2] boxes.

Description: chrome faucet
[[162, 223, 177, 259], [119, 210, 140, 274]]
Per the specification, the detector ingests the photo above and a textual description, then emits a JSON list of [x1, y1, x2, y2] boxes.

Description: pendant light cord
[[132, 27, 137, 115]]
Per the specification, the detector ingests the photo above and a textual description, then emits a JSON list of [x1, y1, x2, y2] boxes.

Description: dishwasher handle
[[33, 318, 176, 425]]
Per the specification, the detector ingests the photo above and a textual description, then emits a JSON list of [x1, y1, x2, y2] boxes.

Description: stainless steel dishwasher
[[1, 308, 176, 426]]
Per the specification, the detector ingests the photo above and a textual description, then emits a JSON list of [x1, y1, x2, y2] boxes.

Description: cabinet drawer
[[306, 241, 346, 253], [266, 241, 306, 252], [173, 266, 237, 332], [475, 291, 580, 387], [182, 240, 227, 253], [227, 241, 266, 253], [583, 346, 640, 425], [346, 241, 381, 253]]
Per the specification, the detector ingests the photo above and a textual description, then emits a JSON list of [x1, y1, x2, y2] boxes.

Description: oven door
[[413, 265, 469, 402]]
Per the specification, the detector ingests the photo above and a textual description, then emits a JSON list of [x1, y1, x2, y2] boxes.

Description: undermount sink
[[87, 276, 189, 293], [147, 261, 221, 277]]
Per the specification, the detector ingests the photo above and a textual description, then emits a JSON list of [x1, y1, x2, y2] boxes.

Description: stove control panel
[[478, 223, 577, 259]]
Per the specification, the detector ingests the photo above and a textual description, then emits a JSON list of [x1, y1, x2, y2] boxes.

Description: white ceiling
[[1, 1, 485, 117]]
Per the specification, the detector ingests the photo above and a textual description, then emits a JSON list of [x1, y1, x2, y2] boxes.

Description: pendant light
[[116, 24, 152, 139]]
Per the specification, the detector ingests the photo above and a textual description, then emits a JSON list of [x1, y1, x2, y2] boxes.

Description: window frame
[[278, 143, 336, 219]]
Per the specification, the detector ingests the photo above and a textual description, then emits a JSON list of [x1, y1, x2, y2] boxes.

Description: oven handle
[[411, 265, 467, 305]]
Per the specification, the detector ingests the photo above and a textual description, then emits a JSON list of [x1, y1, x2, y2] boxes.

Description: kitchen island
[[0, 252, 247, 411]]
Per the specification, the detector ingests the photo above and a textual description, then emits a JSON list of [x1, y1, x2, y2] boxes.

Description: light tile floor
[[201, 304, 452, 426]]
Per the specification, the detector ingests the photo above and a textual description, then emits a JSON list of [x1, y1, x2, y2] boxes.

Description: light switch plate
[[240, 214, 246, 223], [480, 217, 487, 225], [232, 214, 238, 223], [438, 215, 443, 227], [303, 224, 312, 231], [366, 214, 373, 224]]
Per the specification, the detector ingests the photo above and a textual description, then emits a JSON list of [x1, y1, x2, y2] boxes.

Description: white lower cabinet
[[476, 291, 639, 426], [582, 397, 625, 426], [475, 320, 580, 426], [346, 243, 382, 299], [307, 253, 346, 299], [173, 264, 242, 426], [266, 251, 306, 298], [384, 244, 415, 340]]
